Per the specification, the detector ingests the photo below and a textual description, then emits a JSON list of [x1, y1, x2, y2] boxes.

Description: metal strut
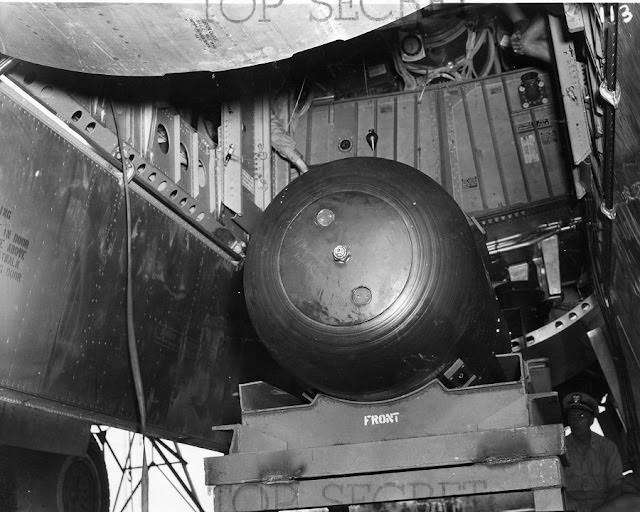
[[600, 3, 619, 236], [93, 428, 206, 512]]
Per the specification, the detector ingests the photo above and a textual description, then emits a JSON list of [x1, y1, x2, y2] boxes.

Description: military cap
[[562, 392, 598, 415]]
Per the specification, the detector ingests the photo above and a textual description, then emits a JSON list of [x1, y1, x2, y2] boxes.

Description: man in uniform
[[563, 392, 623, 512]]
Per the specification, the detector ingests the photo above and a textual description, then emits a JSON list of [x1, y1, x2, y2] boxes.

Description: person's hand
[[294, 156, 309, 174]]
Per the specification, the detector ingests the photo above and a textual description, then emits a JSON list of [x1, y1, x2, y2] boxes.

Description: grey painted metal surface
[[232, 376, 531, 451], [207, 355, 565, 510], [0, 2, 431, 76], [6, 62, 247, 259], [206, 424, 564, 485], [548, 14, 592, 166], [0, 403, 89, 456], [213, 458, 564, 511], [608, 4, 640, 451], [0, 85, 263, 450], [294, 67, 569, 216], [516, 294, 600, 386]]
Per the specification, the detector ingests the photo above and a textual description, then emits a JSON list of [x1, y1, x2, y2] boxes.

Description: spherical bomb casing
[[244, 157, 506, 401]]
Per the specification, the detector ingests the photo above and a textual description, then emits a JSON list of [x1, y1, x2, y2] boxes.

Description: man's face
[[567, 408, 594, 436]]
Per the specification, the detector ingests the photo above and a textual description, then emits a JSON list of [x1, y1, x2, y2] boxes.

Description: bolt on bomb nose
[[332, 244, 350, 263]]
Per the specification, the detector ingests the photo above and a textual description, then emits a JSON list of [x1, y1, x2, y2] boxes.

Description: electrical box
[[294, 68, 570, 217]]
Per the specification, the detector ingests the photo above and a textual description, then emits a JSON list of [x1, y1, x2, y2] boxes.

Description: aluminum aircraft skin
[[0, 1, 431, 75]]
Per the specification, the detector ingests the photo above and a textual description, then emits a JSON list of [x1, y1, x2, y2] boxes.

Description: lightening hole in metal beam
[[179, 198, 187, 207], [189, 205, 196, 214], [148, 173, 157, 182], [158, 181, 168, 192], [71, 110, 82, 122], [23, 73, 36, 85], [169, 190, 178, 199], [156, 124, 169, 154], [136, 163, 146, 174], [179, 143, 189, 173], [85, 122, 96, 133], [196, 213, 205, 222]]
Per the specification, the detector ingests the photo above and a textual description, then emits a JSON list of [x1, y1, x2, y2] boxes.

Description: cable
[[110, 101, 147, 434], [397, 23, 498, 87], [362, 57, 369, 96], [476, 28, 497, 78], [110, 101, 149, 512], [287, 75, 307, 131]]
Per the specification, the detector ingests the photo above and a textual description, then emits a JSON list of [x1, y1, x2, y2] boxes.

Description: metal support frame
[[206, 354, 566, 511], [93, 427, 205, 512], [600, 2, 619, 278], [214, 458, 564, 512], [548, 14, 592, 165], [4, 61, 246, 259], [517, 295, 598, 349]]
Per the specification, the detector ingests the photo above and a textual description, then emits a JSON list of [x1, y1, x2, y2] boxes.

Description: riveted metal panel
[[309, 102, 331, 164], [446, 85, 483, 211], [220, 95, 273, 217], [534, 105, 568, 196], [221, 101, 243, 215], [548, 14, 591, 165], [483, 76, 528, 205], [416, 89, 442, 183], [463, 82, 504, 210], [0, 86, 266, 450], [512, 110, 550, 202], [250, 94, 272, 210], [8, 62, 243, 256], [376, 96, 396, 160], [296, 68, 570, 217], [396, 94, 416, 167]]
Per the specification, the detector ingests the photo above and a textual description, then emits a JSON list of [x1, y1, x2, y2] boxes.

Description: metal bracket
[[113, 151, 136, 184], [600, 201, 617, 220], [6, 62, 247, 260], [599, 81, 621, 108]]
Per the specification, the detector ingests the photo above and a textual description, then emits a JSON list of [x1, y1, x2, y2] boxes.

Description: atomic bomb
[[244, 158, 506, 401]]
